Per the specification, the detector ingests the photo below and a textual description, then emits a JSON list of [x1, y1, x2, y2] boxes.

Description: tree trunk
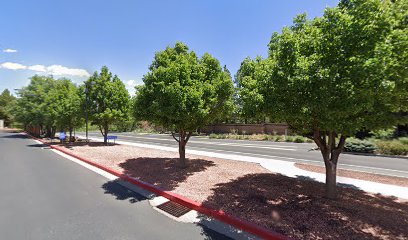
[[325, 160, 337, 199], [179, 138, 187, 168], [172, 130, 191, 168], [69, 127, 73, 142], [313, 130, 346, 199], [103, 125, 108, 145]]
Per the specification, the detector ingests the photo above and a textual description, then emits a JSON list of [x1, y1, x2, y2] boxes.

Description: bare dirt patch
[[295, 163, 408, 187], [47, 140, 408, 240]]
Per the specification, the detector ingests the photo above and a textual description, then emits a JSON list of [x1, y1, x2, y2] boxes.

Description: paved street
[[0, 131, 230, 240], [83, 132, 408, 178]]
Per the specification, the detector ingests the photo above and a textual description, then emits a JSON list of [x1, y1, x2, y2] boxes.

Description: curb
[[25, 133, 288, 240]]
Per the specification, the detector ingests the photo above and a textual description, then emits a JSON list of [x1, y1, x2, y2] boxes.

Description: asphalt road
[[82, 132, 408, 178], [0, 131, 230, 240]]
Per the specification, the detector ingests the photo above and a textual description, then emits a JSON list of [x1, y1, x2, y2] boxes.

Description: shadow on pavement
[[119, 157, 215, 191], [101, 179, 147, 203], [0, 133, 27, 139], [102, 179, 232, 240], [201, 173, 408, 240]]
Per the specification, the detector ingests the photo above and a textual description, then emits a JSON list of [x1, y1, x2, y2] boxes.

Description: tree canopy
[[84, 66, 130, 144], [134, 42, 234, 166], [14, 75, 57, 136], [45, 79, 83, 139], [0, 89, 17, 127], [239, 0, 408, 198]]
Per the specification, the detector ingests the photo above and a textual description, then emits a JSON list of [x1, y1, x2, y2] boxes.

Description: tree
[[134, 42, 234, 167], [235, 57, 270, 123], [14, 75, 57, 137], [0, 89, 17, 127], [84, 66, 130, 145], [45, 79, 83, 141], [256, 0, 407, 198]]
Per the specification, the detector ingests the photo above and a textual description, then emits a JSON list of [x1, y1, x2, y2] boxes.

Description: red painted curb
[[25, 133, 289, 240]]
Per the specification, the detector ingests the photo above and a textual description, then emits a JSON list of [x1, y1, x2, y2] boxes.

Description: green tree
[[0, 89, 17, 127], [45, 79, 83, 141], [235, 57, 270, 123], [134, 42, 234, 167], [259, 0, 407, 198], [84, 66, 130, 145], [14, 75, 57, 137]]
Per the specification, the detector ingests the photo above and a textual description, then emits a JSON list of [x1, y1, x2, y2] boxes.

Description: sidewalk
[[82, 135, 408, 199]]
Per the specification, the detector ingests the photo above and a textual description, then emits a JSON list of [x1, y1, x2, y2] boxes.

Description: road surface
[[0, 131, 231, 240], [82, 131, 408, 178]]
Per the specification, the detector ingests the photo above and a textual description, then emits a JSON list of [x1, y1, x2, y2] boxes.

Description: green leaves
[[262, 0, 407, 135], [134, 42, 234, 132], [84, 66, 130, 134], [45, 79, 82, 132]]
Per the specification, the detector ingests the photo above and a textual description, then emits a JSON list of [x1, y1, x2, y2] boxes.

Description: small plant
[[370, 128, 395, 139], [230, 128, 238, 135], [344, 138, 376, 153], [209, 133, 217, 139], [275, 135, 284, 142], [285, 136, 294, 142], [294, 136, 305, 143], [376, 140, 408, 156], [398, 137, 408, 145]]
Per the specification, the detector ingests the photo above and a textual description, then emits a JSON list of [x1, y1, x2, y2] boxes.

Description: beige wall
[[0, 120, 4, 129]]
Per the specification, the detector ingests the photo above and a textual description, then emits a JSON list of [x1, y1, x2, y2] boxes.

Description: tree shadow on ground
[[47, 141, 118, 148], [0, 133, 27, 139], [119, 158, 216, 191], [101, 179, 147, 203], [201, 173, 408, 240]]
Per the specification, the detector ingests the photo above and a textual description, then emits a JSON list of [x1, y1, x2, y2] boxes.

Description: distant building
[[0, 119, 4, 129]]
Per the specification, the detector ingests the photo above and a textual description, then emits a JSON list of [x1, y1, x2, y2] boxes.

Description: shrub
[[398, 137, 408, 145], [370, 128, 395, 139], [294, 136, 305, 143], [209, 133, 218, 139], [344, 138, 376, 153], [305, 138, 314, 143], [275, 135, 284, 142], [376, 140, 408, 156], [285, 136, 294, 142]]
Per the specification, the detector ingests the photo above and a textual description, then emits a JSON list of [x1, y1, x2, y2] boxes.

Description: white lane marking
[[85, 134, 299, 151]]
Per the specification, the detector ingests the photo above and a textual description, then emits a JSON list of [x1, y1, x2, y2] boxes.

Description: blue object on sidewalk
[[59, 132, 66, 141], [107, 135, 118, 144]]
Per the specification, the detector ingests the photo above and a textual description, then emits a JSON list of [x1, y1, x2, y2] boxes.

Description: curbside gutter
[[24, 133, 289, 240]]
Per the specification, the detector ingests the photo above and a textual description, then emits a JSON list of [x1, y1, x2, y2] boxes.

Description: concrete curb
[[24, 133, 289, 240]]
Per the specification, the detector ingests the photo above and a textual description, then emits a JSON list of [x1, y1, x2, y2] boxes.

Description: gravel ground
[[295, 163, 408, 187], [46, 140, 408, 240]]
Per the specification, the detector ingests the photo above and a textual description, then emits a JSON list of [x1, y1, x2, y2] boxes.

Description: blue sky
[[0, 0, 338, 95]]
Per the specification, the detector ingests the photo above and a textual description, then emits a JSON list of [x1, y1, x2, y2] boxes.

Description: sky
[[0, 0, 338, 95]]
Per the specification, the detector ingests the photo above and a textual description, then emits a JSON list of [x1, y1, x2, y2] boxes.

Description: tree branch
[[185, 132, 192, 143], [98, 125, 104, 137], [171, 132, 180, 143]]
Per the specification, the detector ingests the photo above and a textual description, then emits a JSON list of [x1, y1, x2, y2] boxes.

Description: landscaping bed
[[295, 163, 408, 187], [44, 139, 408, 240]]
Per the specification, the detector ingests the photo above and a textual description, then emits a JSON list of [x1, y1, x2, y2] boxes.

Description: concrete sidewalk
[[82, 135, 408, 199]]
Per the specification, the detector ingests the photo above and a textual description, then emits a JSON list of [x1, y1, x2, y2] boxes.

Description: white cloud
[[126, 79, 135, 86], [0, 62, 27, 70], [3, 49, 17, 53], [0, 61, 90, 77], [28, 65, 46, 72], [46, 65, 90, 77]]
